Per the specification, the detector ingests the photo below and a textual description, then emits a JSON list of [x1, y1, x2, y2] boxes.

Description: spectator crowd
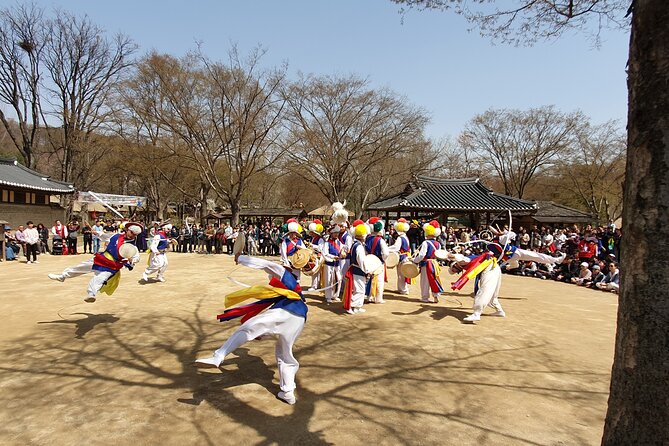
[[2, 216, 621, 295]]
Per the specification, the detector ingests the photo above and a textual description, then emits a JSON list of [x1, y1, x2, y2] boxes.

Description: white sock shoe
[[48, 273, 65, 282], [277, 390, 296, 405], [354, 307, 366, 313], [491, 310, 506, 317], [157, 277, 165, 282], [194, 356, 222, 368], [463, 313, 481, 322]]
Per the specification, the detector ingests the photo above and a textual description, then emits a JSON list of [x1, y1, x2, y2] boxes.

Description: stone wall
[[0, 203, 67, 230]]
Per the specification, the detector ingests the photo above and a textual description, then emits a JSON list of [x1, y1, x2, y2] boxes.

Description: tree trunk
[[602, 1, 669, 444], [230, 202, 241, 226]]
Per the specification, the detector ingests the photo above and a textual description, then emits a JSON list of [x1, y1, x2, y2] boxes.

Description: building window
[[14, 191, 25, 204], [2, 190, 15, 203]]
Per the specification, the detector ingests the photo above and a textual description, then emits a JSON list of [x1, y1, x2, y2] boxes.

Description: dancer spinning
[[365, 217, 389, 304], [489, 226, 566, 269], [48, 222, 143, 303], [142, 222, 171, 283], [280, 218, 305, 282], [412, 220, 444, 303], [194, 253, 307, 405], [388, 218, 411, 295], [449, 249, 505, 323]]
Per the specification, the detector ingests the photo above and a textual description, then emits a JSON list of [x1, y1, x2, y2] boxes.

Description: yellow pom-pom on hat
[[355, 223, 369, 238], [423, 220, 441, 237]]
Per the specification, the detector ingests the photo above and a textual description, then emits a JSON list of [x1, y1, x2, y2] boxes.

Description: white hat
[[580, 262, 589, 268], [124, 222, 144, 235]]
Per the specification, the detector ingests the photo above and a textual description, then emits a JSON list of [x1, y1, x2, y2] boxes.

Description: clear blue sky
[[8, 0, 629, 138]]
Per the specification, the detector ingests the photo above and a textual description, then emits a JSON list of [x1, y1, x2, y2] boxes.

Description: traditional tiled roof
[[533, 201, 594, 223], [368, 176, 537, 212], [0, 158, 75, 194]]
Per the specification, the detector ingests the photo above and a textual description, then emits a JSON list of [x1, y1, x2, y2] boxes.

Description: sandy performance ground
[[0, 251, 617, 445]]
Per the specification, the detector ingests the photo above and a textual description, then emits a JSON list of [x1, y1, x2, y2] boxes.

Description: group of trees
[[0, 3, 625, 224]]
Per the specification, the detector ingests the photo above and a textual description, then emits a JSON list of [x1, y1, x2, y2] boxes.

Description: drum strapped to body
[[434, 249, 449, 261], [386, 251, 400, 268], [119, 243, 139, 260], [302, 252, 323, 276], [363, 254, 384, 276], [399, 260, 420, 279]]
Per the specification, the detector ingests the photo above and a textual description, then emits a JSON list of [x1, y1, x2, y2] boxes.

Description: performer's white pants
[[370, 269, 385, 303], [472, 263, 504, 316], [351, 274, 367, 309], [144, 252, 168, 278], [213, 308, 305, 393], [420, 267, 440, 300], [309, 269, 321, 289], [396, 268, 409, 294], [61, 259, 114, 297], [323, 264, 341, 302], [509, 249, 558, 269]]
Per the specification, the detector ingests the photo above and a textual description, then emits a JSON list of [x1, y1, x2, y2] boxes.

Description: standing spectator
[[519, 227, 530, 250], [14, 224, 26, 258], [407, 221, 420, 254], [66, 220, 80, 255], [83, 223, 93, 254], [92, 220, 104, 253], [23, 221, 40, 263], [37, 223, 49, 254], [195, 224, 206, 253], [205, 224, 215, 254], [52, 219, 68, 254], [224, 223, 233, 254]]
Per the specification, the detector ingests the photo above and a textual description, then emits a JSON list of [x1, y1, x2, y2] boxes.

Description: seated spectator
[[571, 262, 592, 286], [596, 262, 620, 293], [555, 257, 579, 283], [584, 264, 605, 288]]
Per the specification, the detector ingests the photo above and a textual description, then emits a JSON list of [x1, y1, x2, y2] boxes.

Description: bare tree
[[41, 11, 137, 186], [283, 74, 435, 215], [391, 1, 669, 444], [553, 120, 626, 222], [137, 48, 289, 224], [0, 2, 44, 168], [459, 106, 583, 199], [392, 0, 628, 45]]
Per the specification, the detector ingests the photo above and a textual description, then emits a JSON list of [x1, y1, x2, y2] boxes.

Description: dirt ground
[[0, 251, 618, 445]]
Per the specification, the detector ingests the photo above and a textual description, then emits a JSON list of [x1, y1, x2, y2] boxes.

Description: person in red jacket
[[577, 231, 599, 263]]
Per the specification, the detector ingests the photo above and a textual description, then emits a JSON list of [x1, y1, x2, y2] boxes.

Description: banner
[[77, 191, 145, 207]]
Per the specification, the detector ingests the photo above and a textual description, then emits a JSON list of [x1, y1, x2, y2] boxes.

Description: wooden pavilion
[[367, 176, 537, 228]]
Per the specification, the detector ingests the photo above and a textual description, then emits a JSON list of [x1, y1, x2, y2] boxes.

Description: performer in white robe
[[306, 220, 325, 291], [321, 225, 345, 303], [365, 217, 389, 304], [412, 220, 445, 303], [280, 218, 305, 282], [143, 223, 171, 282], [449, 252, 505, 323], [342, 222, 370, 314], [490, 227, 566, 269], [388, 218, 411, 295], [194, 254, 307, 405]]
